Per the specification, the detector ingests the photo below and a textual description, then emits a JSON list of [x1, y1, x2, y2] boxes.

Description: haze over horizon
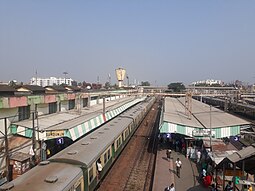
[[1, 1, 255, 86]]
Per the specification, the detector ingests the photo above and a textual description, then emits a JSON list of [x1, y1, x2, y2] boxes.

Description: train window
[[104, 153, 107, 164], [118, 137, 121, 146], [89, 168, 94, 183], [107, 149, 111, 160], [125, 130, 129, 138], [116, 137, 121, 148]]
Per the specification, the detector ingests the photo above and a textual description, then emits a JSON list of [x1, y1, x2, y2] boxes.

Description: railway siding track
[[97, 99, 160, 191]]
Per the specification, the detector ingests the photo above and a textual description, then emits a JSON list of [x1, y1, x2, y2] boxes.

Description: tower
[[115, 68, 126, 88]]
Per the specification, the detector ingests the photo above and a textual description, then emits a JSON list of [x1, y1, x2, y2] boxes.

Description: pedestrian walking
[[169, 183, 175, 191], [175, 158, 182, 178], [165, 183, 175, 191], [166, 149, 171, 161]]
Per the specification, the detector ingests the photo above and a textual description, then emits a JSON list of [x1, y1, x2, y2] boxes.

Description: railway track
[[97, 99, 161, 191]]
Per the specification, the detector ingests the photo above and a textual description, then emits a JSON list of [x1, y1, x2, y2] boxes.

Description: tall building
[[30, 77, 73, 87]]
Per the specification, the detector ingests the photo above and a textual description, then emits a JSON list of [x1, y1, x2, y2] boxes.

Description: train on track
[[0, 97, 155, 191]]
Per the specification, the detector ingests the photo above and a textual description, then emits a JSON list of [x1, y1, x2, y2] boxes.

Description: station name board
[[46, 130, 65, 138], [192, 129, 215, 137]]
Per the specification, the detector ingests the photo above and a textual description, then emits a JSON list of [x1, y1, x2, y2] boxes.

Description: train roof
[[49, 97, 153, 168], [4, 162, 82, 191], [0, 97, 154, 191]]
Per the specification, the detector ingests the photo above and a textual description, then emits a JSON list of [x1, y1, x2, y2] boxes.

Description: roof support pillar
[[223, 163, 226, 190], [233, 162, 236, 191], [242, 160, 245, 191]]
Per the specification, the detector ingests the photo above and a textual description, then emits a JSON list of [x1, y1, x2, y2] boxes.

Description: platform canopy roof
[[163, 97, 250, 129]]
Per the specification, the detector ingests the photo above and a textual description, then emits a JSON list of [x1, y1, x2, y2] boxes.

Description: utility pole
[[210, 105, 212, 151], [4, 118, 9, 182], [32, 112, 36, 163], [103, 97, 106, 114], [185, 92, 192, 119]]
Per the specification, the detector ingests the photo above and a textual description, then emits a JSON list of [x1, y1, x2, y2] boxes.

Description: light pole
[[63, 72, 68, 85]]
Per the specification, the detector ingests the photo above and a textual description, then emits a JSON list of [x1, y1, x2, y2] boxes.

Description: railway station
[[154, 96, 253, 191], [1, 90, 255, 191]]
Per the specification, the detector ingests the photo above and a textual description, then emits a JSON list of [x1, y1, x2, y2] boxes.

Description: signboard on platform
[[46, 130, 65, 138], [192, 129, 215, 137]]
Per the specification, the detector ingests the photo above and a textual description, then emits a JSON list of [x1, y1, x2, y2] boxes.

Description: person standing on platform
[[175, 158, 182, 178], [166, 149, 171, 161], [196, 150, 201, 164]]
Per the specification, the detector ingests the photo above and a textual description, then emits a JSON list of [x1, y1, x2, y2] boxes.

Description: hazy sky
[[1, 1, 255, 86]]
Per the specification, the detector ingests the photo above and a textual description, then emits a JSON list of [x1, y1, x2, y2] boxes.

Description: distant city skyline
[[1, 1, 255, 86]]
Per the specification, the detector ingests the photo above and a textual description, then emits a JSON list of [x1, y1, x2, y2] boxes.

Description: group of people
[[223, 181, 253, 191], [165, 183, 175, 191]]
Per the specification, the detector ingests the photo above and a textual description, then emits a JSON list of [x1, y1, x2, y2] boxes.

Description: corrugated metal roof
[[49, 98, 153, 167], [10, 152, 31, 162], [227, 144, 255, 163], [0, 85, 16, 92], [18, 85, 45, 92], [217, 143, 255, 174], [13, 96, 135, 131], [163, 97, 250, 129], [203, 138, 237, 164]]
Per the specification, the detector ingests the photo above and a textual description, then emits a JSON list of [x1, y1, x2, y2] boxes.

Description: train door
[[111, 143, 115, 159]]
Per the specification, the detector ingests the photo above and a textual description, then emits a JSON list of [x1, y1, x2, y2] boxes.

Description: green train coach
[[0, 97, 155, 191]]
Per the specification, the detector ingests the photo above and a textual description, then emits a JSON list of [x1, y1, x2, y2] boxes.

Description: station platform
[[153, 146, 210, 191], [152, 146, 175, 191]]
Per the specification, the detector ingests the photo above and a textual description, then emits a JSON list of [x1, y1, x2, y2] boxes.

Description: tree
[[104, 82, 110, 89], [8, 80, 17, 87], [141, 81, 150, 86], [168, 82, 185, 92], [71, 80, 78, 87]]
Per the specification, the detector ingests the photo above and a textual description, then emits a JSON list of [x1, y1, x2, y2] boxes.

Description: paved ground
[[153, 146, 211, 191], [172, 151, 210, 191]]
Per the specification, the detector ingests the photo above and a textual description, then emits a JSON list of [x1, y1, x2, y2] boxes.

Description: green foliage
[[141, 81, 150, 86], [168, 82, 185, 92], [71, 81, 78, 87], [8, 80, 17, 87], [104, 82, 110, 89]]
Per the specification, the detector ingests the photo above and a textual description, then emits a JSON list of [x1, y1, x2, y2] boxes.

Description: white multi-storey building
[[191, 79, 223, 86], [30, 77, 73, 87]]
